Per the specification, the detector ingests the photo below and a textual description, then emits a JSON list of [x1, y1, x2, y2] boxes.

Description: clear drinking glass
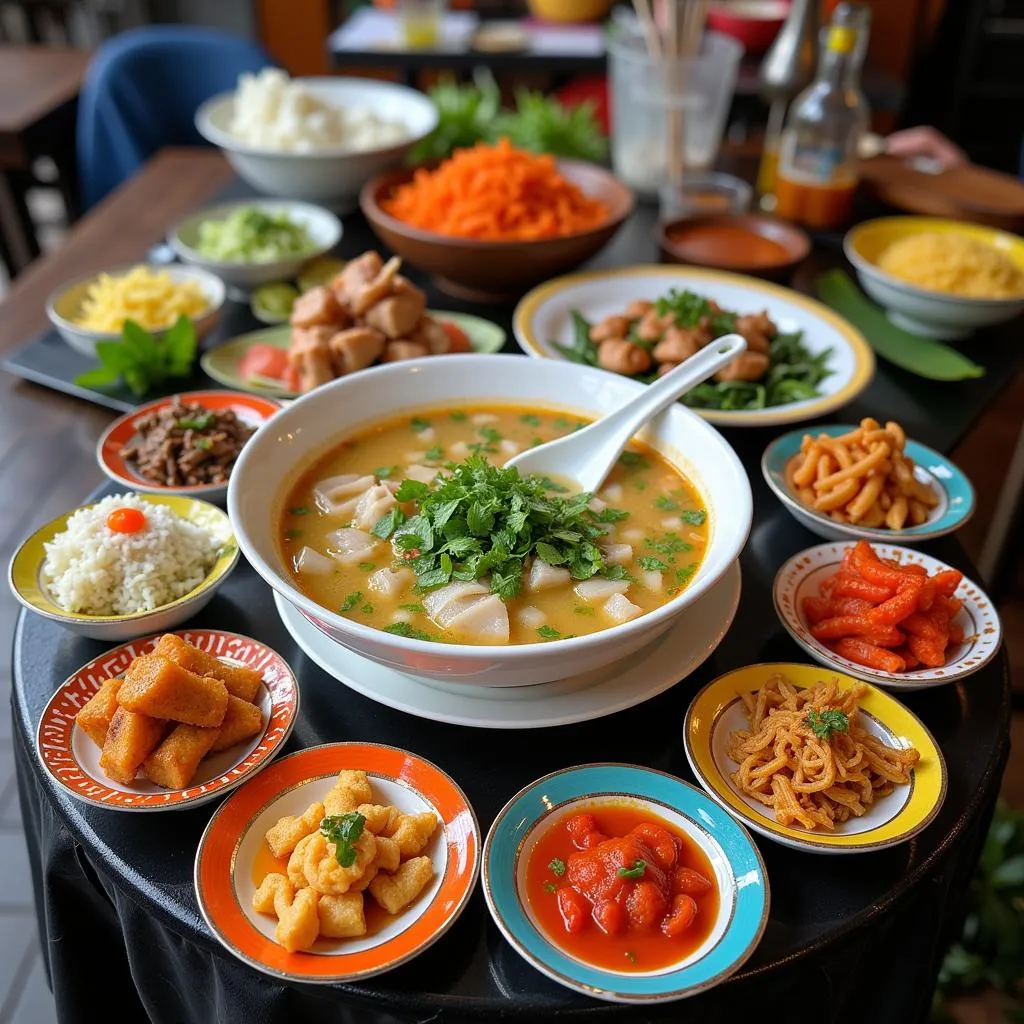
[[658, 172, 753, 220], [397, 0, 445, 49], [607, 17, 743, 198]]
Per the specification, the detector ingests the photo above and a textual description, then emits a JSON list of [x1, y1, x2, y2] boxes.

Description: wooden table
[[0, 148, 232, 613], [0, 45, 91, 274]]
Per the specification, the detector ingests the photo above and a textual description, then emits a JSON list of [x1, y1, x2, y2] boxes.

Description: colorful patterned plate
[[36, 628, 299, 811], [195, 742, 480, 984], [762, 425, 975, 544], [512, 265, 874, 428], [8, 494, 237, 641], [683, 663, 947, 854], [774, 543, 1001, 690], [96, 390, 281, 503], [482, 764, 768, 1003], [201, 310, 507, 399]]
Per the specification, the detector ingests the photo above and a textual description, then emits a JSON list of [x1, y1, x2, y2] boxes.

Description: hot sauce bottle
[[773, 3, 871, 230]]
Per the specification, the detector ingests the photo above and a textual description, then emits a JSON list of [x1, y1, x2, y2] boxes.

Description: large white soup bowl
[[228, 355, 752, 686]]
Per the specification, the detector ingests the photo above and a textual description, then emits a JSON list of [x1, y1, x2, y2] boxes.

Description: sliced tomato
[[239, 344, 289, 382], [440, 320, 472, 353]]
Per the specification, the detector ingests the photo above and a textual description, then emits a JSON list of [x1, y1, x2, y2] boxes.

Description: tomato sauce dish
[[481, 764, 768, 1003]]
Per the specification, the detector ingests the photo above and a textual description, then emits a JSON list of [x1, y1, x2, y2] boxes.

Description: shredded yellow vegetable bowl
[[73, 266, 210, 332]]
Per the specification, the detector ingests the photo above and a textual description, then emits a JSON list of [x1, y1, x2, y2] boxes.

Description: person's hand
[[884, 126, 968, 172]]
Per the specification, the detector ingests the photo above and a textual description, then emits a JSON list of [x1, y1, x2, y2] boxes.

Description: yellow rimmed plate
[[8, 494, 238, 641], [512, 265, 875, 428], [683, 663, 946, 854]]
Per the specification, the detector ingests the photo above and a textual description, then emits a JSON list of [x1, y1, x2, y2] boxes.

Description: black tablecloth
[[9, 197, 1018, 1024]]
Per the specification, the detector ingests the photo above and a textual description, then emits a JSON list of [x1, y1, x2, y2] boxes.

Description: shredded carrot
[[382, 139, 609, 241]]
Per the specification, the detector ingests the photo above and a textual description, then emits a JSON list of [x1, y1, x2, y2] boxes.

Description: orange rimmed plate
[[194, 742, 480, 984], [36, 628, 299, 811], [96, 390, 281, 503]]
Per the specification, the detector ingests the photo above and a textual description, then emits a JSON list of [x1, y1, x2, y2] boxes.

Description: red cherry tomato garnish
[[106, 507, 147, 534]]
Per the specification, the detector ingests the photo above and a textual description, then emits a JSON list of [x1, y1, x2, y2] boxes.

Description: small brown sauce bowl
[[657, 214, 811, 282]]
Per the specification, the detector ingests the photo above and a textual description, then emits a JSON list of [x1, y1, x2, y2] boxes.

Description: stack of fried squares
[[253, 769, 439, 953], [76, 634, 265, 789]]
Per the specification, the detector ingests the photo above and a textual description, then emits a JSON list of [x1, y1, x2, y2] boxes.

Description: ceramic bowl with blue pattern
[[762, 425, 974, 544], [481, 764, 769, 1004]]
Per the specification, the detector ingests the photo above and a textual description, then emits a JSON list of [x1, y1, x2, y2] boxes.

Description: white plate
[[512, 265, 875, 428], [273, 562, 741, 728], [773, 543, 1002, 691]]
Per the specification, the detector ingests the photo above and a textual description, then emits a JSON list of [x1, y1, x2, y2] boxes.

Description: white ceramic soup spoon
[[506, 333, 747, 492]]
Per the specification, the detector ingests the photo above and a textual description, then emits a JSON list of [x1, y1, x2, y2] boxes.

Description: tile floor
[[0, 189, 1021, 1024]]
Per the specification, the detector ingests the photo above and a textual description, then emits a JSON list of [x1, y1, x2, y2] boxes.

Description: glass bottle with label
[[773, 3, 871, 230]]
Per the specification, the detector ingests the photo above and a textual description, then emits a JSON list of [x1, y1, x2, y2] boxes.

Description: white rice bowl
[[43, 493, 225, 616]]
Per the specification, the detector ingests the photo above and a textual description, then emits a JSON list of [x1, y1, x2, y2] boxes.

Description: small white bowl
[[195, 77, 439, 210], [844, 217, 1024, 340], [8, 495, 238, 642], [228, 353, 752, 687], [168, 199, 343, 291], [46, 263, 226, 358]]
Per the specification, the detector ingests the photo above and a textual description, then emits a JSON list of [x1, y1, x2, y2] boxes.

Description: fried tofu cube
[[98, 707, 166, 785], [357, 803, 400, 835], [275, 887, 320, 953], [388, 811, 439, 857], [154, 634, 263, 702], [252, 873, 292, 915], [75, 677, 123, 747], [318, 892, 366, 939], [323, 770, 373, 816], [142, 723, 219, 789], [373, 835, 401, 874], [118, 654, 228, 728], [349, 865, 378, 893], [209, 695, 263, 753], [266, 802, 325, 860], [368, 856, 433, 915]]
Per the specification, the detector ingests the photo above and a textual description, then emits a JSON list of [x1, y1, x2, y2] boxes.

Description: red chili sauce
[[666, 223, 791, 269], [525, 803, 719, 972]]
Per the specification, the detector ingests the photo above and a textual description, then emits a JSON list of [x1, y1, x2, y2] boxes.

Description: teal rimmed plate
[[201, 311, 507, 399], [482, 764, 768, 1004], [762, 424, 974, 544]]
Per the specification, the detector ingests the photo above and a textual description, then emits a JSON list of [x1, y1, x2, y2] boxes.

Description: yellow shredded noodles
[[73, 266, 209, 332]]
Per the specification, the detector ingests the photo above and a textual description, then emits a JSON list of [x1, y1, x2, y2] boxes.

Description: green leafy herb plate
[[201, 311, 507, 399]]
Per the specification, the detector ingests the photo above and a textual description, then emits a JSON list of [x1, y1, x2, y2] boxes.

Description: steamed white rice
[[43, 494, 225, 616]]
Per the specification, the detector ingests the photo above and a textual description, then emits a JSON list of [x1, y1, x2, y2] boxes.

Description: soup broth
[[280, 406, 708, 645]]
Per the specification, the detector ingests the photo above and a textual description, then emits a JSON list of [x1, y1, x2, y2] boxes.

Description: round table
[[11, 202, 1013, 1024]]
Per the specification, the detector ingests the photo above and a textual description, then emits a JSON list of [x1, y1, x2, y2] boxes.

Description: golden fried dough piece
[[252, 872, 292, 915], [76, 677, 123, 747], [323, 770, 373, 816], [266, 802, 325, 860], [287, 833, 318, 888], [373, 835, 401, 874], [368, 856, 433, 914], [303, 832, 377, 895], [98, 707, 166, 785], [209, 695, 263, 753], [318, 893, 366, 939], [357, 803, 401, 835], [118, 654, 228, 728], [155, 634, 263, 702], [388, 811, 439, 857], [142, 723, 219, 789], [275, 886, 320, 953]]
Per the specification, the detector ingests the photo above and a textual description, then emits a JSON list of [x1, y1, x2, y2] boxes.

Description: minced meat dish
[[120, 399, 256, 487]]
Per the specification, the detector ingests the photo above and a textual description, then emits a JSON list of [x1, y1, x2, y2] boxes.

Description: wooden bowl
[[657, 214, 810, 282], [360, 161, 634, 302]]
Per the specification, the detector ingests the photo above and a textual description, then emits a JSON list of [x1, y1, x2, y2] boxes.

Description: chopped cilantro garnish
[[399, 603, 426, 613], [549, 858, 566, 876], [289, 506, 310, 516], [410, 417, 431, 432], [638, 556, 668, 571], [574, 605, 595, 616], [320, 813, 365, 868], [646, 534, 693, 560], [654, 495, 679, 512], [543, 882, 558, 893], [680, 508, 707, 526], [285, 529, 302, 540], [553, 417, 570, 429], [619, 451, 649, 470], [384, 621, 441, 642], [360, 602, 374, 614], [675, 562, 697, 585], [339, 591, 361, 612], [478, 426, 502, 444], [537, 625, 561, 640], [374, 465, 397, 479], [368, 455, 631, 600], [805, 708, 849, 741], [424, 445, 444, 462], [520, 414, 541, 426], [449, 411, 468, 421], [358, 561, 376, 571]]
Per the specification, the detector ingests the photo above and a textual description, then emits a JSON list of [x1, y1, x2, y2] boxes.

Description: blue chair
[[77, 26, 274, 209]]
